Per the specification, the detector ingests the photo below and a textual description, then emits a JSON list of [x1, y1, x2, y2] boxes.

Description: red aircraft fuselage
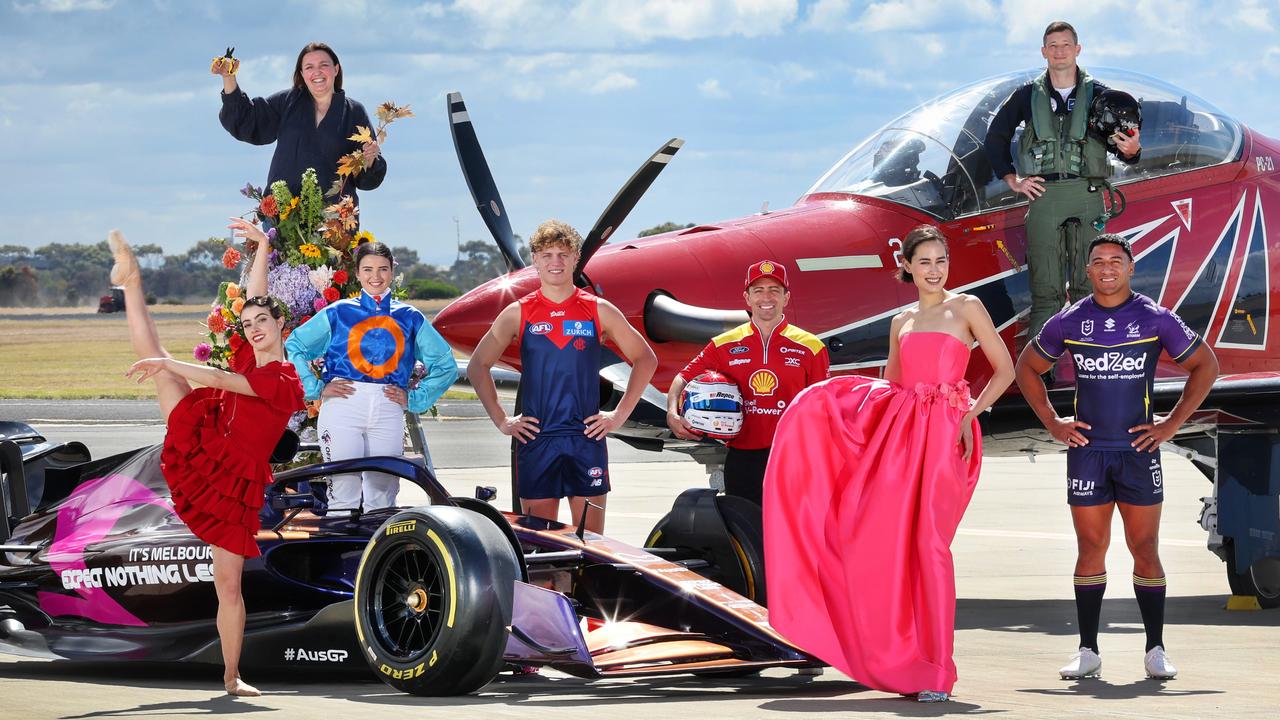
[[435, 126, 1280, 400]]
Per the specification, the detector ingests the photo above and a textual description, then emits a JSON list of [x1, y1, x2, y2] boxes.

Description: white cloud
[[415, 1, 446, 18], [588, 71, 637, 94], [852, 68, 892, 87], [451, 0, 798, 48], [1230, 0, 1273, 31], [998, 0, 1197, 52], [804, 0, 853, 31], [13, 0, 112, 11], [699, 78, 730, 98], [495, 52, 659, 99], [858, 0, 997, 31]]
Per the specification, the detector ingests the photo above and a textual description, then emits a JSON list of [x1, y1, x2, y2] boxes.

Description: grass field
[[0, 300, 472, 400]]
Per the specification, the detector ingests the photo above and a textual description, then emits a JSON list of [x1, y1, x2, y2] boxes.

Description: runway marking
[[959, 527, 1204, 547]]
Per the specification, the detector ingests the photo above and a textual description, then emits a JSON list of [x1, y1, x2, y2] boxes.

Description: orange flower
[[206, 310, 227, 334], [226, 283, 241, 299], [231, 297, 245, 315]]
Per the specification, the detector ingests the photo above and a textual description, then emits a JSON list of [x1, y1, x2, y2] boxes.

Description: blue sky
[[2, 0, 1276, 265]]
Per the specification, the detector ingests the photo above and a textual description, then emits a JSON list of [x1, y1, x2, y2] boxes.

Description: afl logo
[[530, 322, 552, 335], [748, 369, 778, 396], [589, 467, 604, 478]]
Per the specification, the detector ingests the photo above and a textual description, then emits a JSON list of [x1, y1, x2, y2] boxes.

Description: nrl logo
[[1081, 319, 1094, 335]]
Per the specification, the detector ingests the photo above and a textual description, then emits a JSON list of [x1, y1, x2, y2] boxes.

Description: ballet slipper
[[224, 678, 261, 697], [107, 229, 140, 288]]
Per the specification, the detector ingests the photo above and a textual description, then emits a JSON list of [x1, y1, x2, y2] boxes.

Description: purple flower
[[193, 343, 213, 362], [240, 183, 262, 199], [268, 262, 320, 320], [313, 297, 328, 312], [266, 227, 278, 242]]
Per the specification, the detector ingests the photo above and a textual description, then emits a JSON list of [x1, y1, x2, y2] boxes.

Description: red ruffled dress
[[160, 342, 305, 558]]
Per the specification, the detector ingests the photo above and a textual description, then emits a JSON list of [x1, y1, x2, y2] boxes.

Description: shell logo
[[760, 261, 774, 274], [748, 369, 778, 396]]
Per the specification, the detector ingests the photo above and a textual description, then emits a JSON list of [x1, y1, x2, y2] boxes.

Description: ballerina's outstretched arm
[[229, 217, 270, 298]]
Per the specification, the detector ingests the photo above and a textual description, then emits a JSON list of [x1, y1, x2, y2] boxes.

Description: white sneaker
[[1059, 647, 1102, 679], [1144, 646, 1178, 679]]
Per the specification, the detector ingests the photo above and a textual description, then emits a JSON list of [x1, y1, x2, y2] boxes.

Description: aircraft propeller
[[447, 91, 682, 285]]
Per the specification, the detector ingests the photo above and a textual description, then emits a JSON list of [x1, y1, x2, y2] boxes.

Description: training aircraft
[[433, 68, 1280, 607]]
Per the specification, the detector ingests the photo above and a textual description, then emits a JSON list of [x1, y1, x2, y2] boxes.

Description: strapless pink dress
[[763, 332, 981, 695]]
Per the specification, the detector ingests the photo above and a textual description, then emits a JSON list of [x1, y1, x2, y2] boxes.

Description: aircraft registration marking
[[796, 255, 883, 271], [1257, 156, 1274, 173]]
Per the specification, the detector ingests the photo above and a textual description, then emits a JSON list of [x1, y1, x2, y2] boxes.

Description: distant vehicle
[[96, 287, 125, 314], [436, 68, 1280, 608]]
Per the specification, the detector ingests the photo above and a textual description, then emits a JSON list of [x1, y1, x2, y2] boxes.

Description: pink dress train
[[763, 332, 981, 695]]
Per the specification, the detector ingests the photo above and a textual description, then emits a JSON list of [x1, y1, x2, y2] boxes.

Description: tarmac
[[1, 414, 1277, 719]]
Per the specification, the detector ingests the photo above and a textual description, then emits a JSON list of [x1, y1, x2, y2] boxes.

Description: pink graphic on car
[[36, 472, 171, 627]]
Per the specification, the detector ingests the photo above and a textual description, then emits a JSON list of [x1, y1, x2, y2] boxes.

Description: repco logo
[[1073, 352, 1147, 372]]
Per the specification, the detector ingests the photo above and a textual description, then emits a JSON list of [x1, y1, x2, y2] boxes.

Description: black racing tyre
[[354, 506, 520, 695], [1224, 539, 1280, 610], [644, 495, 767, 606], [450, 496, 529, 583]]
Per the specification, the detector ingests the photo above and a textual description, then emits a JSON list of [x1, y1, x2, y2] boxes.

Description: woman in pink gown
[[764, 225, 1014, 702]]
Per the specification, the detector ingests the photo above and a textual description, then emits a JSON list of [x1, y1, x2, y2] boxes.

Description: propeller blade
[[575, 138, 684, 286], [447, 91, 525, 272]]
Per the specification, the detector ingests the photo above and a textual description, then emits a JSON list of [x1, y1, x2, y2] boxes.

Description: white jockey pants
[[317, 381, 405, 511]]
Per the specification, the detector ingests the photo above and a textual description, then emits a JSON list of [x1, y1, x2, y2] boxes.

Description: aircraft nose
[[434, 268, 539, 356]]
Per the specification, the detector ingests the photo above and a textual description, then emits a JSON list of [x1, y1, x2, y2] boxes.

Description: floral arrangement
[[194, 101, 413, 376]]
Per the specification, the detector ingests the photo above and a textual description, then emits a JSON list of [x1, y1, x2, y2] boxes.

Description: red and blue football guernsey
[[518, 288, 603, 435]]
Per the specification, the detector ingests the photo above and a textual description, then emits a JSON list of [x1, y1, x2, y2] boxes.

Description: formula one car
[[0, 422, 816, 695]]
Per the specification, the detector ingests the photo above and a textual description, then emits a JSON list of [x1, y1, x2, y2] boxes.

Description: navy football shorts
[[1066, 446, 1164, 506], [515, 434, 610, 500]]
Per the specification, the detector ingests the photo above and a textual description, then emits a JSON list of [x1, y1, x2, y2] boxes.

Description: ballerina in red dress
[[764, 225, 1015, 702], [110, 218, 304, 697]]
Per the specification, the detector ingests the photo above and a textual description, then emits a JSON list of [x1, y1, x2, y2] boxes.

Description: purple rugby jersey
[[1033, 293, 1202, 450]]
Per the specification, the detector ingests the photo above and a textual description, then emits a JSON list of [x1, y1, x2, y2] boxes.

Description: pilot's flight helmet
[[680, 371, 743, 440], [1088, 89, 1142, 146]]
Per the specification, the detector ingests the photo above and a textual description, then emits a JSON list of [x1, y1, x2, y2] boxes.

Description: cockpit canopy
[[807, 68, 1244, 220]]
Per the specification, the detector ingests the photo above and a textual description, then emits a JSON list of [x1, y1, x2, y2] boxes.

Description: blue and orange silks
[[285, 291, 456, 414]]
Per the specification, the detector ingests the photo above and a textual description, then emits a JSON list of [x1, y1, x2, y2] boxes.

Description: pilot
[[984, 20, 1142, 341], [666, 260, 829, 508], [1015, 233, 1218, 682], [467, 220, 657, 534]]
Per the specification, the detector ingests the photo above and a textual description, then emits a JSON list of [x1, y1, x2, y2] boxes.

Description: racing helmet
[[680, 371, 744, 440], [1088, 89, 1142, 146]]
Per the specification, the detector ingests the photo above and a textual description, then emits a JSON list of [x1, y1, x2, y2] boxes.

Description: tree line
[[0, 222, 692, 307]]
